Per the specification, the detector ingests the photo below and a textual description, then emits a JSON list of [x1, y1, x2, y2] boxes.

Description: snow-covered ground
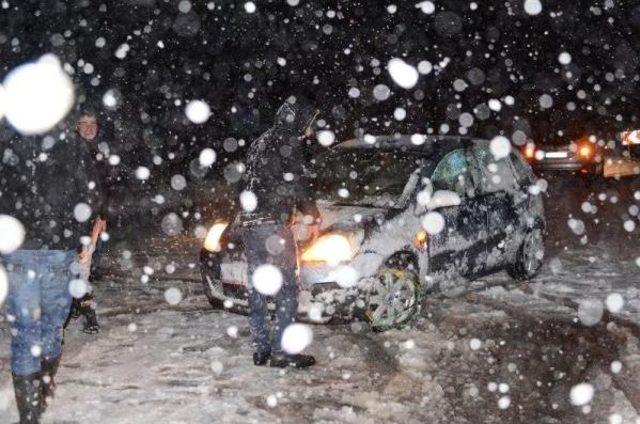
[[2, 175, 640, 423]]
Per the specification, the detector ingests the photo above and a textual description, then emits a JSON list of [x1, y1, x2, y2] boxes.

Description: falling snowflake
[[73, 203, 92, 223], [489, 136, 511, 160], [251, 264, 283, 296], [469, 338, 482, 350], [317, 130, 336, 147], [199, 148, 216, 167], [171, 174, 187, 191], [226, 326, 239, 338], [558, 52, 572, 65], [415, 1, 435, 14], [421, 212, 445, 235], [0, 215, 25, 254], [240, 190, 258, 212], [570, 383, 594, 406], [69, 279, 88, 299], [135, 166, 151, 180], [387, 58, 419, 89], [577, 298, 603, 326], [605, 293, 624, 313], [185, 100, 211, 124], [2, 54, 74, 135], [164, 287, 183, 305], [281, 323, 313, 354], [244, 1, 256, 13], [524, 0, 542, 15]]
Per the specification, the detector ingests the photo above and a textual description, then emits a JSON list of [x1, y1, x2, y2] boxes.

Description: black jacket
[[84, 119, 117, 219], [239, 101, 320, 224], [0, 123, 104, 251]]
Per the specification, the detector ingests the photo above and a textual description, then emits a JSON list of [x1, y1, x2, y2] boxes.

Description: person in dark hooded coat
[[0, 111, 104, 422], [238, 96, 320, 368]]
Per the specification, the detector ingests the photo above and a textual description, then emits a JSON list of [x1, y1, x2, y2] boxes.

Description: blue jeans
[[3, 250, 75, 376], [240, 224, 298, 353]]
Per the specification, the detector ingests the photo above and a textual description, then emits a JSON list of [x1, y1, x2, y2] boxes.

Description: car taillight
[[578, 144, 593, 160]]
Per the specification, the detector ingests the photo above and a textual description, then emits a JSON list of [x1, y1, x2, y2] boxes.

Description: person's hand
[[307, 223, 320, 242], [91, 217, 107, 241], [79, 247, 92, 266]]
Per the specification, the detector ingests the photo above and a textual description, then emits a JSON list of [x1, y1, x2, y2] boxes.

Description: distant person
[[68, 109, 113, 334], [75, 109, 111, 282], [239, 97, 320, 368], [0, 114, 104, 422]]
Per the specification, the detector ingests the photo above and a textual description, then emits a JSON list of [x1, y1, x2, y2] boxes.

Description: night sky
[[1, 0, 639, 167]]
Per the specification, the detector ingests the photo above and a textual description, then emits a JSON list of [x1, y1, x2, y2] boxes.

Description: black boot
[[81, 307, 100, 334], [79, 294, 100, 334], [41, 356, 61, 409], [269, 352, 316, 369], [12, 372, 42, 424], [253, 350, 271, 366], [68, 298, 82, 319], [89, 269, 103, 282]]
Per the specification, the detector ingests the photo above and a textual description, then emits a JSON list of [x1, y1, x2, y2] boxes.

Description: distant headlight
[[301, 234, 355, 265], [203, 223, 228, 252]]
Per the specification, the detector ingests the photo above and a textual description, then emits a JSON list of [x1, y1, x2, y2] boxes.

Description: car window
[[470, 142, 518, 193], [431, 149, 474, 197], [509, 150, 534, 186]]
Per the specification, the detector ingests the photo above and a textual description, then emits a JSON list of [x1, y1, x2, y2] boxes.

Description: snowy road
[[2, 175, 640, 423]]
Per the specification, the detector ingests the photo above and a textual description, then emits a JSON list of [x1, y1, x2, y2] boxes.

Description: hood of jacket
[[274, 99, 318, 135]]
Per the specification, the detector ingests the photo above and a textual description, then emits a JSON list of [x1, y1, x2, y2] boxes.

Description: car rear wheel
[[508, 228, 544, 281], [365, 258, 420, 332]]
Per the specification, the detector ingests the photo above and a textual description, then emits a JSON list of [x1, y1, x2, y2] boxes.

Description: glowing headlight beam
[[203, 223, 228, 252], [300, 234, 354, 265]]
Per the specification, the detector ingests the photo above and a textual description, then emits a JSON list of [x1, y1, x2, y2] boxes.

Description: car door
[[426, 148, 488, 278], [467, 141, 520, 272]]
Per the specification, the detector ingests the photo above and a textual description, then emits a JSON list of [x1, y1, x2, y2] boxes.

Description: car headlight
[[203, 223, 228, 252], [301, 234, 356, 265]]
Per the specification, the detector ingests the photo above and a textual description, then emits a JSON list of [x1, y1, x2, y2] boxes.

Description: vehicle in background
[[522, 136, 603, 179], [200, 135, 546, 331], [603, 130, 640, 178]]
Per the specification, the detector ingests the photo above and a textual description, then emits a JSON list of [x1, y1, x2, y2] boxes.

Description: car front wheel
[[365, 258, 420, 332], [508, 228, 544, 281]]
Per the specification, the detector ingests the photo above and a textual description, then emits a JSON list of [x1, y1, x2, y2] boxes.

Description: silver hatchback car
[[200, 135, 545, 331]]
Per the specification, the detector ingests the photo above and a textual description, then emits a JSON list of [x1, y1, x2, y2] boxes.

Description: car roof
[[332, 134, 487, 154]]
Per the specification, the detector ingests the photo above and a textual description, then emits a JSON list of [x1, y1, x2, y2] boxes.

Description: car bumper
[[532, 159, 597, 173], [200, 249, 369, 319]]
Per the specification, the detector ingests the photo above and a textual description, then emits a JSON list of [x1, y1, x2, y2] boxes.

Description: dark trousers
[[90, 237, 105, 275], [240, 223, 298, 353]]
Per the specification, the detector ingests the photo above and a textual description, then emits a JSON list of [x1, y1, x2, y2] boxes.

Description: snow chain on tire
[[365, 266, 421, 332]]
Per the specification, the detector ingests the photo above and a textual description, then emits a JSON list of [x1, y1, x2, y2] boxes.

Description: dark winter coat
[[239, 101, 320, 225], [0, 122, 104, 251], [83, 119, 117, 220]]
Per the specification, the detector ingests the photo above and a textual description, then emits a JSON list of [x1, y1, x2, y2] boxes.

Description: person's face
[[304, 126, 314, 138], [76, 115, 98, 141]]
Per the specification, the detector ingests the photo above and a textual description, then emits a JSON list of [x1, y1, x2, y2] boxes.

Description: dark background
[[1, 0, 640, 224]]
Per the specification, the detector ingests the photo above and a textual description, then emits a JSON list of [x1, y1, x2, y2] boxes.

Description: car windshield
[[312, 149, 423, 208]]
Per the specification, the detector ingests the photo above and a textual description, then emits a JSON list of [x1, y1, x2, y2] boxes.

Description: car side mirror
[[426, 190, 462, 210], [414, 190, 462, 214]]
